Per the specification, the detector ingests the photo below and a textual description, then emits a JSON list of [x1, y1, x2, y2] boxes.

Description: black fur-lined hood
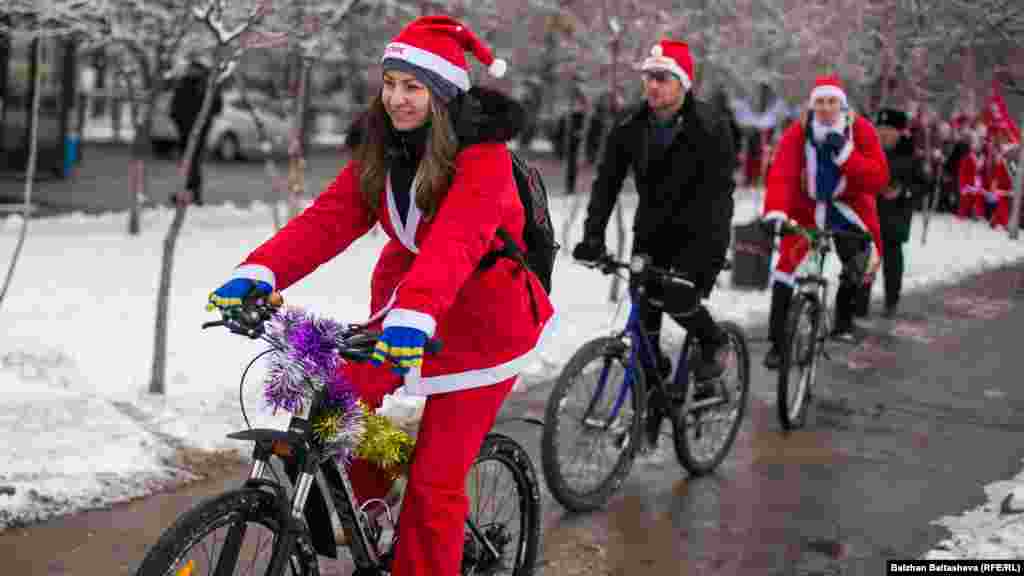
[[344, 86, 525, 153], [449, 86, 525, 148]]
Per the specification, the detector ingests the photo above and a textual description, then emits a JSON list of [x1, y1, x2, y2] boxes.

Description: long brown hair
[[355, 94, 459, 220]]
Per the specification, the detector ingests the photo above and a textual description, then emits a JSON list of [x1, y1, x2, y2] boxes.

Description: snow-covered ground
[[2, 185, 1024, 557]]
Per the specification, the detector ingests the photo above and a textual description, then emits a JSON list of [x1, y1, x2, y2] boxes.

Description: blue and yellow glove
[[370, 325, 428, 375], [207, 278, 273, 312]]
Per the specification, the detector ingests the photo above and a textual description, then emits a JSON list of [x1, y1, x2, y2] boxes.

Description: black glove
[[824, 132, 847, 157], [572, 239, 606, 263]]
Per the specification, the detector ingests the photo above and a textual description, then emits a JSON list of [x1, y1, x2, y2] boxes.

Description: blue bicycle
[[541, 255, 750, 512]]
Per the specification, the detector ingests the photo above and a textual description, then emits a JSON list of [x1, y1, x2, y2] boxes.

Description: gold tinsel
[[355, 402, 415, 478], [312, 408, 344, 444]]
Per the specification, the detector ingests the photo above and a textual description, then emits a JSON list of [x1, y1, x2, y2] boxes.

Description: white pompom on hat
[[639, 39, 694, 90], [381, 15, 507, 96]]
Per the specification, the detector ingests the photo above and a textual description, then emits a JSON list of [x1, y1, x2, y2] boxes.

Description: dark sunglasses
[[642, 70, 675, 84]]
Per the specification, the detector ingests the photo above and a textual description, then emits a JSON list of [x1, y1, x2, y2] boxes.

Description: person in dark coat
[[874, 107, 928, 317], [584, 92, 614, 166], [572, 39, 736, 405], [170, 59, 223, 205], [557, 92, 588, 194]]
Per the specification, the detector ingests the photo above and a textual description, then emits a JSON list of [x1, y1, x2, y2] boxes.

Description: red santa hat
[[808, 75, 848, 109], [639, 40, 694, 90], [381, 15, 506, 102]]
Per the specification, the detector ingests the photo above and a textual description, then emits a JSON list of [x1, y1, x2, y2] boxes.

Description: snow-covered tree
[[0, 1, 107, 311], [150, 0, 272, 395]]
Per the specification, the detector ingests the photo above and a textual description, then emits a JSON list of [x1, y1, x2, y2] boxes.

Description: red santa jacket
[[237, 89, 555, 396], [983, 154, 1012, 200], [959, 152, 983, 197], [763, 111, 888, 265]]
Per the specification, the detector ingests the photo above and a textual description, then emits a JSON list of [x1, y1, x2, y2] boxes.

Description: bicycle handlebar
[[202, 292, 443, 359], [763, 219, 871, 244], [579, 255, 696, 288]]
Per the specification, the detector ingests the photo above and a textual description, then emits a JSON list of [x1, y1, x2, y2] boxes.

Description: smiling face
[[382, 70, 432, 131], [812, 95, 843, 126]]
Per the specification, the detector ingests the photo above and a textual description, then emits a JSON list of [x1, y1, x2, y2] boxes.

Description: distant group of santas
[[740, 95, 1021, 231]]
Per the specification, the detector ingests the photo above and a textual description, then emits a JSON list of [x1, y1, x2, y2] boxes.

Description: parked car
[[151, 90, 291, 161]]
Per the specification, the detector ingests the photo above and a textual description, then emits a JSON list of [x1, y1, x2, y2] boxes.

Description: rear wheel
[[777, 294, 821, 430], [462, 433, 541, 575], [134, 487, 318, 576], [673, 321, 750, 475], [541, 336, 645, 512]]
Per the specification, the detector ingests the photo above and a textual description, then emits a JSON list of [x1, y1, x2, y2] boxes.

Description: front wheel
[[541, 336, 646, 512], [134, 487, 319, 576], [777, 294, 821, 431], [673, 321, 750, 475], [463, 433, 541, 575]]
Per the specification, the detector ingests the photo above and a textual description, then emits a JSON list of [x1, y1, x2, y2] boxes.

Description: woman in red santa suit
[[207, 15, 555, 575], [761, 75, 889, 369]]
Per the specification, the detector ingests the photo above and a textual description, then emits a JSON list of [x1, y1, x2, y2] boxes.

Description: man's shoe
[[883, 303, 898, 318], [763, 345, 782, 370]]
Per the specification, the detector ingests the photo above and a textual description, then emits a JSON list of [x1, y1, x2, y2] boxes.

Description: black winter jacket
[[582, 95, 736, 282]]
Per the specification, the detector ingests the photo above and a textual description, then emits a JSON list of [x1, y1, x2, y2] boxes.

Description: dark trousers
[[176, 122, 208, 204], [564, 143, 580, 195], [832, 234, 871, 332], [881, 237, 904, 307], [637, 256, 723, 364]]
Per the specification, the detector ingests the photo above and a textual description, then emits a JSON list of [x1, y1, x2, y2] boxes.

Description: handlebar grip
[[267, 291, 284, 308], [425, 338, 443, 355], [202, 320, 226, 329]]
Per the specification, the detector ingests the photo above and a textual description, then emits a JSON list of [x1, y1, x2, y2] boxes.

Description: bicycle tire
[[134, 487, 319, 576], [541, 336, 646, 512], [777, 294, 820, 430], [673, 321, 750, 476], [463, 433, 542, 575]]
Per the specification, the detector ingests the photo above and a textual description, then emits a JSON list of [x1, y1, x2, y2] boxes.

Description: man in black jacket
[[875, 108, 928, 317], [572, 39, 736, 396]]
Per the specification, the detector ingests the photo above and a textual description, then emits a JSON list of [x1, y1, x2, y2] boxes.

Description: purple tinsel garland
[[263, 307, 357, 415]]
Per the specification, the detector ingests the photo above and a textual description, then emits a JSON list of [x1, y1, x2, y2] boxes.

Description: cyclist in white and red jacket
[[208, 15, 554, 576], [762, 75, 889, 368]]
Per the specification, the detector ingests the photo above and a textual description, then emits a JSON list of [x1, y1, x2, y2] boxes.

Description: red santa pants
[[343, 360, 516, 576], [991, 196, 1011, 228], [958, 192, 986, 219]]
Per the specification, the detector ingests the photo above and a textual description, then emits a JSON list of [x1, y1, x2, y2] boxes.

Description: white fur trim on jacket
[[386, 171, 422, 254], [771, 269, 797, 288], [401, 312, 559, 396], [382, 307, 437, 338], [835, 139, 854, 165], [232, 264, 276, 289]]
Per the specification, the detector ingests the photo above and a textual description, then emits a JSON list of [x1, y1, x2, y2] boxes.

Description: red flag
[[982, 77, 1021, 144]]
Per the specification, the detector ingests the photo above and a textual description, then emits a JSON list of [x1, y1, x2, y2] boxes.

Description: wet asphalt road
[[3, 262, 1024, 575]]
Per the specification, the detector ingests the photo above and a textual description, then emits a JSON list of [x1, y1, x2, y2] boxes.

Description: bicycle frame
[[589, 293, 695, 427]]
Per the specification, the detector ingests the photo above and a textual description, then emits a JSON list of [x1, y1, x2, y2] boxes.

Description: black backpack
[[478, 151, 558, 294]]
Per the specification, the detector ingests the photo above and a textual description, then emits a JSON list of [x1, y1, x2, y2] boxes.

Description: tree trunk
[[607, 34, 627, 303], [237, 76, 283, 230], [149, 67, 221, 395], [127, 45, 155, 237], [0, 39, 42, 311], [287, 59, 311, 221]]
